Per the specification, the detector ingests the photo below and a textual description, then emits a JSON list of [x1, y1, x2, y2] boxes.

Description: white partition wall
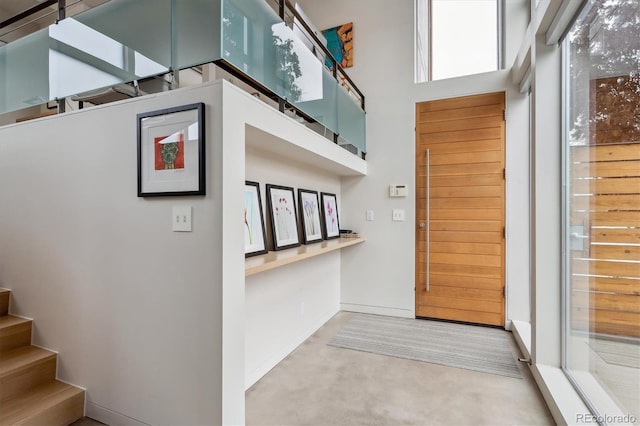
[[0, 79, 366, 424], [0, 83, 228, 425]]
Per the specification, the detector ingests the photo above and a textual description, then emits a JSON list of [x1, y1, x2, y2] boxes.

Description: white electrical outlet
[[172, 205, 192, 232], [392, 209, 405, 221], [366, 210, 374, 221]]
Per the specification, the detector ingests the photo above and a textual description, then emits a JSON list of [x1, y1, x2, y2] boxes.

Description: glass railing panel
[[0, 0, 174, 114], [222, 0, 343, 136], [1, 0, 365, 158], [73, 0, 172, 75], [174, 0, 222, 69], [222, 0, 285, 99], [292, 66, 339, 136], [337, 87, 366, 154], [48, 18, 147, 99], [284, 37, 338, 135], [1, 30, 52, 114]]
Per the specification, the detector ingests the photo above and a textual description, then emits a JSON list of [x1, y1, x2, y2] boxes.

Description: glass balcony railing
[[0, 0, 365, 157]]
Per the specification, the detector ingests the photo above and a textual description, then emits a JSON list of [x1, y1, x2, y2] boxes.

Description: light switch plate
[[172, 205, 192, 232], [366, 210, 374, 221], [392, 209, 405, 221]]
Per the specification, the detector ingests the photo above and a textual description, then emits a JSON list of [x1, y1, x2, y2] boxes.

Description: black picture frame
[[298, 189, 323, 244], [320, 192, 340, 239], [244, 181, 268, 257], [137, 102, 205, 197], [266, 184, 301, 250]]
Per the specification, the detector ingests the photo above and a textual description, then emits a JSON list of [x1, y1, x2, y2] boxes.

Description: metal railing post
[[57, 0, 66, 113]]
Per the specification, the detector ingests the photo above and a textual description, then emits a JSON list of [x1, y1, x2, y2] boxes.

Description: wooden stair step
[[0, 380, 84, 426], [0, 289, 9, 316], [0, 316, 32, 353], [0, 346, 57, 401]]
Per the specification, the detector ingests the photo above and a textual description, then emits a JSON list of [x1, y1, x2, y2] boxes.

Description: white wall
[[244, 147, 342, 388], [240, 86, 364, 389], [297, 0, 531, 324], [222, 82, 365, 418], [0, 83, 229, 425]]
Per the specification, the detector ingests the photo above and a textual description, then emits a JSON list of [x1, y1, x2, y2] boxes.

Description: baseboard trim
[[86, 401, 149, 426], [340, 303, 413, 318]]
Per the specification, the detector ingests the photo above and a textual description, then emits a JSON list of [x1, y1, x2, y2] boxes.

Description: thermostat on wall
[[389, 184, 408, 197]]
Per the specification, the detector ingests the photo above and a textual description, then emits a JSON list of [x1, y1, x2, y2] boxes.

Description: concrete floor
[[246, 311, 554, 426]]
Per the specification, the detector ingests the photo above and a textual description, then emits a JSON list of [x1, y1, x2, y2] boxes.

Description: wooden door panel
[[427, 285, 503, 301], [427, 163, 502, 177], [430, 220, 502, 232], [418, 104, 504, 123], [430, 252, 501, 267], [416, 92, 505, 327], [420, 117, 504, 135], [429, 150, 503, 166], [428, 208, 502, 221], [418, 127, 503, 144], [428, 230, 503, 244], [428, 174, 503, 188], [416, 273, 502, 289], [420, 307, 504, 327], [427, 197, 502, 210], [418, 92, 505, 112], [430, 186, 502, 198], [429, 263, 502, 278], [429, 242, 502, 255], [424, 139, 502, 155], [422, 294, 503, 313]]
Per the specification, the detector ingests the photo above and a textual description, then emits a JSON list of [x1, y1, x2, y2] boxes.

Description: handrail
[[282, 0, 365, 111]]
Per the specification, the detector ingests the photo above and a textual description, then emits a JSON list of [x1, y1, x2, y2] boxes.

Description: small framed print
[[320, 192, 340, 239], [266, 184, 301, 250], [244, 181, 268, 257], [298, 189, 323, 244], [137, 103, 205, 197]]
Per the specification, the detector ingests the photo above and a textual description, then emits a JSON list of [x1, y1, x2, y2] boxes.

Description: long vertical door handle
[[425, 149, 430, 292]]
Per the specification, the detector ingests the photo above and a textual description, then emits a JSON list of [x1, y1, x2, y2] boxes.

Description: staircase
[[0, 289, 84, 425]]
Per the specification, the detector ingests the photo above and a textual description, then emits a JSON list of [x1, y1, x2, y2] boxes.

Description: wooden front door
[[415, 92, 506, 327]]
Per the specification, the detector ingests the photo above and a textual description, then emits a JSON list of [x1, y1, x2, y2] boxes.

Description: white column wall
[[222, 81, 365, 419], [244, 148, 342, 389], [0, 83, 227, 425]]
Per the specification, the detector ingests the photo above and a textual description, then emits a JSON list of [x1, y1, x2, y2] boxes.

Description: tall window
[[415, 0, 501, 82], [563, 0, 640, 421]]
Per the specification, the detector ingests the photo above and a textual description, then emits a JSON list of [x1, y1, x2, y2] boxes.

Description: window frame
[[415, 0, 504, 82]]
